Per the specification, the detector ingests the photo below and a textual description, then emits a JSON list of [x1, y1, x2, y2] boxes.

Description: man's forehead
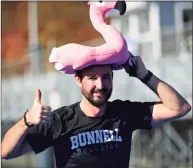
[[82, 65, 112, 75]]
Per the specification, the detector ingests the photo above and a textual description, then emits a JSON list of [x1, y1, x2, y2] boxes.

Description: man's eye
[[104, 75, 111, 79], [88, 77, 96, 80]]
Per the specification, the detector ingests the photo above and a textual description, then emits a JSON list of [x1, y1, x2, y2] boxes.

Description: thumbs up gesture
[[26, 89, 52, 125]]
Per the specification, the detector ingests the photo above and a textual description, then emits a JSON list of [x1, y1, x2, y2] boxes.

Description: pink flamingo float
[[49, 0, 130, 74]]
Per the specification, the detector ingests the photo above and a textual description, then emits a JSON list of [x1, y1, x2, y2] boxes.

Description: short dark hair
[[75, 70, 83, 79]]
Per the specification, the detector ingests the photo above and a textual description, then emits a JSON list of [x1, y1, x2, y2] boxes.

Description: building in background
[[109, 2, 192, 59], [2, 1, 109, 77], [2, 1, 192, 76]]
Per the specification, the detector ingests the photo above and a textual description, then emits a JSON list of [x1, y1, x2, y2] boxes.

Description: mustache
[[92, 88, 108, 94]]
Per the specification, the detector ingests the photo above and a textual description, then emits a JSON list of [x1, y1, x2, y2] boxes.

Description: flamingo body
[[49, 0, 130, 74]]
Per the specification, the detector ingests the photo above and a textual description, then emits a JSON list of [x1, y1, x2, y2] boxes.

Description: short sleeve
[[117, 100, 155, 130], [25, 112, 62, 154], [25, 123, 53, 154]]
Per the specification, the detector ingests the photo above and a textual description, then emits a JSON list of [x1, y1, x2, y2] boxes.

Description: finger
[[40, 118, 49, 123], [38, 120, 47, 130], [42, 105, 52, 111], [40, 117, 52, 130], [39, 121, 49, 135], [35, 88, 42, 104], [40, 114, 52, 120], [41, 111, 52, 116], [42, 117, 52, 128]]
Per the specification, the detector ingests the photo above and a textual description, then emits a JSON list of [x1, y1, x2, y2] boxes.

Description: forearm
[[1, 117, 29, 158], [145, 74, 191, 113]]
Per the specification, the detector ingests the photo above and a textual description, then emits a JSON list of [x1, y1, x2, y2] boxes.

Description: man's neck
[[80, 97, 107, 117]]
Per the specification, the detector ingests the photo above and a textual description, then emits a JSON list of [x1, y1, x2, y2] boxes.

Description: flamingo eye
[[96, 0, 105, 6]]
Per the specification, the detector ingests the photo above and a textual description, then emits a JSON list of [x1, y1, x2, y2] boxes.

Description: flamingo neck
[[90, 6, 123, 47], [90, 8, 107, 32]]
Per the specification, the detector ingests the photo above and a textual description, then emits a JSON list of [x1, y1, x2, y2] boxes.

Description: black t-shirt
[[26, 99, 154, 168]]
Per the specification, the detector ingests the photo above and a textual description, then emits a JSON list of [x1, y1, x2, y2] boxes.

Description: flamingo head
[[88, 0, 126, 16]]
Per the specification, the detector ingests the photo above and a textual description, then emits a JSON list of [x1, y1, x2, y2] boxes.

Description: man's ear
[[74, 74, 82, 88]]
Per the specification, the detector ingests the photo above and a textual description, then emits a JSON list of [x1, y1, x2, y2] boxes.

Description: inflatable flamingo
[[49, 0, 130, 74]]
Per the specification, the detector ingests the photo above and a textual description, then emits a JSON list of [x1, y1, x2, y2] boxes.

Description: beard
[[81, 87, 112, 107]]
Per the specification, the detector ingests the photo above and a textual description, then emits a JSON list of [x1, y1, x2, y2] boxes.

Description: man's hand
[[124, 51, 149, 80], [26, 89, 52, 125]]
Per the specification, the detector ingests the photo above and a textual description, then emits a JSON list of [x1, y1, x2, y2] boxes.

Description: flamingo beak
[[114, 1, 126, 15]]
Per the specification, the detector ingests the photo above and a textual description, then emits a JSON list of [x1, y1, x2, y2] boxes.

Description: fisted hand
[[124, 51, 149, 80], [26, 89, 52, 125]]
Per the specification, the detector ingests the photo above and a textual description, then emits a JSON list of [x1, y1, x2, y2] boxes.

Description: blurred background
[[1, 1, 192, 168]]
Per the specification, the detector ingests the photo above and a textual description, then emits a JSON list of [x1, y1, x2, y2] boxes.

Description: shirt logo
[[70, 128, 122, 153]]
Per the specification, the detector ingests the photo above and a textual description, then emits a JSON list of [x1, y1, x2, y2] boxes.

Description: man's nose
[[96, 78, 104, 89]]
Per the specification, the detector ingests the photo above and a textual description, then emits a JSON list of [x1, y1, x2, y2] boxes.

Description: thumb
[[35, 88, 42, 104]]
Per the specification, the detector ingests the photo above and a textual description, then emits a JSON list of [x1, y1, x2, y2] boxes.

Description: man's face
[[76, 65, 113, 107]]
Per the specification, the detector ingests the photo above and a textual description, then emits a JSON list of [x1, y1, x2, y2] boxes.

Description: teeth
[[55, 63, 64, 70]]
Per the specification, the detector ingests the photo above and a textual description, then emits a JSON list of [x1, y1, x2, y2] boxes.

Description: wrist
[[137, 70, 149, 80], [140, 70, 153, 83], [23, 110, 34, 128]]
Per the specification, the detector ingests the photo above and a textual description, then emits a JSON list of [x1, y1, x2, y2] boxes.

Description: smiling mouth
[[94, 92, 105, 97]]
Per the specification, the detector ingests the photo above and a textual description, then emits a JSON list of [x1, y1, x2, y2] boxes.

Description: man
[[1, 53, 191, 168]]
